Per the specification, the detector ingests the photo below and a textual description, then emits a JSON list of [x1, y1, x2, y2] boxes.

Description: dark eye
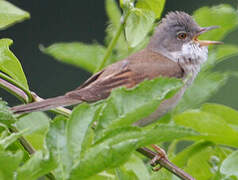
[[177, 32, 187, 40]]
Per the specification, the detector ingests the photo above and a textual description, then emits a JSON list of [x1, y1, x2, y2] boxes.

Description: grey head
[[148, 11, 221, 65]]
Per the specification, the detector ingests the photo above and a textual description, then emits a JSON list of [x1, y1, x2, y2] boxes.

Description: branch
[[136, 147, 195, 180], [0, 72, 32, 103], [0, 77, 29, 103], [32, 93, 72, 117]]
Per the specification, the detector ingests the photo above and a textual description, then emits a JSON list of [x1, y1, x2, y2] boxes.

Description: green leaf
[[69, 123, 195, 179], [151, 168, 173, 180], [46, 116, 72, 180], [87, 171, 116, 180], [172, 141, 213, 167], [136, 0, 165, 18], [172, 141, 225, 180], [106, 0, 121, 29], [17, 151, 57, 180], [140, 124, 198, 146], [67, 103, 102, 160], [116, 167, 138, 180], [120, 154, 150, 180], [220, 150, 238, 178], [42, 42, 106, 73], [0, 39, 28, 89], [125, 8, 155, 47], [120, 0, 135, 9], [16, 112, 50, 150], [0, 100, 15, 126], [215, 45, 238, 61], [95, 77, 183, 136], [201, 103, 238, 126], [204, 44, 238, 70], [70, 139, 138, 179], [193, 4, 238, 41], [0, 130, 26, 150], [96, 124, 197, 148], [174, 110, 238, 147], [0, 151, 23, 180], [175, 72, 228, 113], [0, 0, 30, 29]]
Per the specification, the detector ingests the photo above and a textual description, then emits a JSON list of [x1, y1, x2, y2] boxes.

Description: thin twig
[[0, 77, 29, 103], [31, 92, 72, 117], [136, 147, 195, 180], [0, 72, 32, 102]]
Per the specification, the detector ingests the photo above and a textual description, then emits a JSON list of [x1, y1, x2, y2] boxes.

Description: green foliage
[[174, 104, 238, 147], [16, 112, 50, 150], [0, 151, 23, 180], [0, 0, 30, 29], [0, 39, 28, 89], [0, 100, 15, 126], [220, 150, 238, 178], [42, 43, 107, 73], [17, 151, 57, 180], [125, 9, 155, 47], [136, 0, 165, 18], [193, 4, 238, 41], [0, 1, 238, 180], [95, 77, 183, 137]]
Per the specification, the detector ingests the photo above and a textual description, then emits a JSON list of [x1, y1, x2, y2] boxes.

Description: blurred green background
[[1, 0, 238, 109]]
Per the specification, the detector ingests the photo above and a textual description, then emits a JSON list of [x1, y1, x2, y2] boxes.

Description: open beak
[[193, 26, 223, 46]]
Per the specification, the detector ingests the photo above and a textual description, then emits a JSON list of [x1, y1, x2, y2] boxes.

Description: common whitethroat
[[12, 11, 222, 126]]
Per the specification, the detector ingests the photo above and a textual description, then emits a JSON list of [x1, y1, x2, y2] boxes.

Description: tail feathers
[[11, 96, 81, 114]]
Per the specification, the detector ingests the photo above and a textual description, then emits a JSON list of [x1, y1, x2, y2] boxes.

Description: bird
[[11, 11, 222, 126]]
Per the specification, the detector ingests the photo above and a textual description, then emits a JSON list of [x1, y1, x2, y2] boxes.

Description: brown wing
[[66, 48, 184, 102]]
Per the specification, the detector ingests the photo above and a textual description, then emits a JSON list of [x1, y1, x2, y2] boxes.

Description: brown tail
[[11, 95, 81, 114]]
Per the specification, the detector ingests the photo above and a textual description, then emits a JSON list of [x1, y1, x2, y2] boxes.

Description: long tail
[[11, 96, 81, 114]]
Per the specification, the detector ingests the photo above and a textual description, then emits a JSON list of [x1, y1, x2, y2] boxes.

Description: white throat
[[165, 42, 208, 74], [162, 42, 208, 86]]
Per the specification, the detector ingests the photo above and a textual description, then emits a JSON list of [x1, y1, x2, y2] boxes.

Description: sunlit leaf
[[42, 42, 106, 73], [136, 0, 165, 18], [204, 44, 238, 70], [106, 0, 121, 29], [67, 103, 102, 160], [174, 110, 238, 147], [0, 100, 15, 126], [125, 8, 155, 47], [95, 77, 182, 137], [46, 116, 72, 180], [121, 154, 150, 180], [16, 112, 50, 150], [0, 0, 30, 29], [0, 39, 28, 89], [173, 141, 227, 180], [0, 130, 26, 150], [17, 151, 57, 180], [201, 103, 238, 126], [193, 4, 238, 41], [175, 72, 228, 113], [220, 150, 238, 178], [0, 151, 22, 180], [70, 139, 138, 179]]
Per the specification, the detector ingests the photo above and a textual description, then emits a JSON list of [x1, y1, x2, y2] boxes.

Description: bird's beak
[[193, 26, 223, 46]]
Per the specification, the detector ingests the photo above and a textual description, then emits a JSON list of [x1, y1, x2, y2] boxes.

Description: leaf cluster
[[0, 0, 238, 180]]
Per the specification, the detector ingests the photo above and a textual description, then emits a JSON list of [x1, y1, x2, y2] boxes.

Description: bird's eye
[[177, 32, 187, 40]]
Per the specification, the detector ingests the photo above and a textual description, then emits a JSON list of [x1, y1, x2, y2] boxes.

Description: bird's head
[[148, 11, 222, 64]]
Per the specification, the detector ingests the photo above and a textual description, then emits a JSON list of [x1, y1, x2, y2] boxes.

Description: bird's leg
[[150, 144, 167, 171]]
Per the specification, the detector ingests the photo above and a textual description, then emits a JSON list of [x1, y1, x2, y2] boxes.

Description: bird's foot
[[150, 144, 167, 171]]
